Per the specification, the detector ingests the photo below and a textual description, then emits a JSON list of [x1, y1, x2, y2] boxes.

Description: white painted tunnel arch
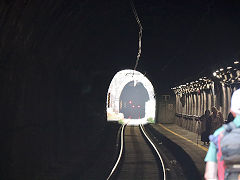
[[106, 69, 156, 125]]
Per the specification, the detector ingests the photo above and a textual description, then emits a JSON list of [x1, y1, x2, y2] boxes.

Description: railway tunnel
[[1, 0, 240, 180], [106, 69, 155, 125]]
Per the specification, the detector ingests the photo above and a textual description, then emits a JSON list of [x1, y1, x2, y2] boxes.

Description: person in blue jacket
[[204, 89, 240, 180]]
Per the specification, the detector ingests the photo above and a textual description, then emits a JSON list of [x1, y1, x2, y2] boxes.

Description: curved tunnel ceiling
[[1, 1, 240, 94]]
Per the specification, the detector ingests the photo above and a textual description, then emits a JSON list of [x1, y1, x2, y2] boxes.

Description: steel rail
[[140, 124, 166, 180], [106, 124, 126, 180]]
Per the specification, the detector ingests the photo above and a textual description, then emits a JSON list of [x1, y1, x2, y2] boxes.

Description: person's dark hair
[[226, 112, 234, 124], [205, 109, 210, 116]]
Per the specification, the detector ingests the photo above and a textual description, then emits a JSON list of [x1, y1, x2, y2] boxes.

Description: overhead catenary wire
[[130, 0, 143, 71]]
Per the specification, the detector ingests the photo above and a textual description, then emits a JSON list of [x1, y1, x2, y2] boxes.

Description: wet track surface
[[114, 126, 161, 180]]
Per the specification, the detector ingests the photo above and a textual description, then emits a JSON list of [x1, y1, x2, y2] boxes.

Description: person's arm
[[204, 137, 219, 180], [204, 161, 217, 180]]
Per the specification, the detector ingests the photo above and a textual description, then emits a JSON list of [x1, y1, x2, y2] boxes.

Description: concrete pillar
[[222, 84, 227, 119]]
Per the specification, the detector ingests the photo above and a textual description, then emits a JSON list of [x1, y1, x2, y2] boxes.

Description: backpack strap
[[217, 132, 225, 180]]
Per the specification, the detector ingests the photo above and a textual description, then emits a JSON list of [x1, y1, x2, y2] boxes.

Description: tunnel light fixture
[[234, 61, 239, 64], [172, 67, 232, 94]]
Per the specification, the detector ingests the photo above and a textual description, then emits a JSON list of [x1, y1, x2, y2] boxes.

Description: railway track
[[107, 124, 166, 180]]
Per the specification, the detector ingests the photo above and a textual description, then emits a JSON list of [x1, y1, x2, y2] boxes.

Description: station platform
[[150, 123, 209, 179]]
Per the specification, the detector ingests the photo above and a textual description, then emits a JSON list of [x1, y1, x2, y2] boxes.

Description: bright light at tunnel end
[[106, 69, 156, 126], [122, 118, 149, 126]]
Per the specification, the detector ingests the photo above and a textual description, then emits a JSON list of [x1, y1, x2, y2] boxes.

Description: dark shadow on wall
[[0, 1, 120, 179]]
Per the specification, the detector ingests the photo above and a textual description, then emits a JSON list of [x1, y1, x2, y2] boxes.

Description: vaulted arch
[[106, 69, 156, 125]]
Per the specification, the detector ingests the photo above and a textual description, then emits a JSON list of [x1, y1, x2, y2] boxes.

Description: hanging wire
[[130, 0, 143, 72]]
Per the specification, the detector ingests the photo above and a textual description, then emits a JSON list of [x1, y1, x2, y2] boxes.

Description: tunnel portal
[[106, 69, 156, 125]]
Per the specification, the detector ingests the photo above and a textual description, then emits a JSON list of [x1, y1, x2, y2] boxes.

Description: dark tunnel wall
[[0, 1, 125, 179]]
